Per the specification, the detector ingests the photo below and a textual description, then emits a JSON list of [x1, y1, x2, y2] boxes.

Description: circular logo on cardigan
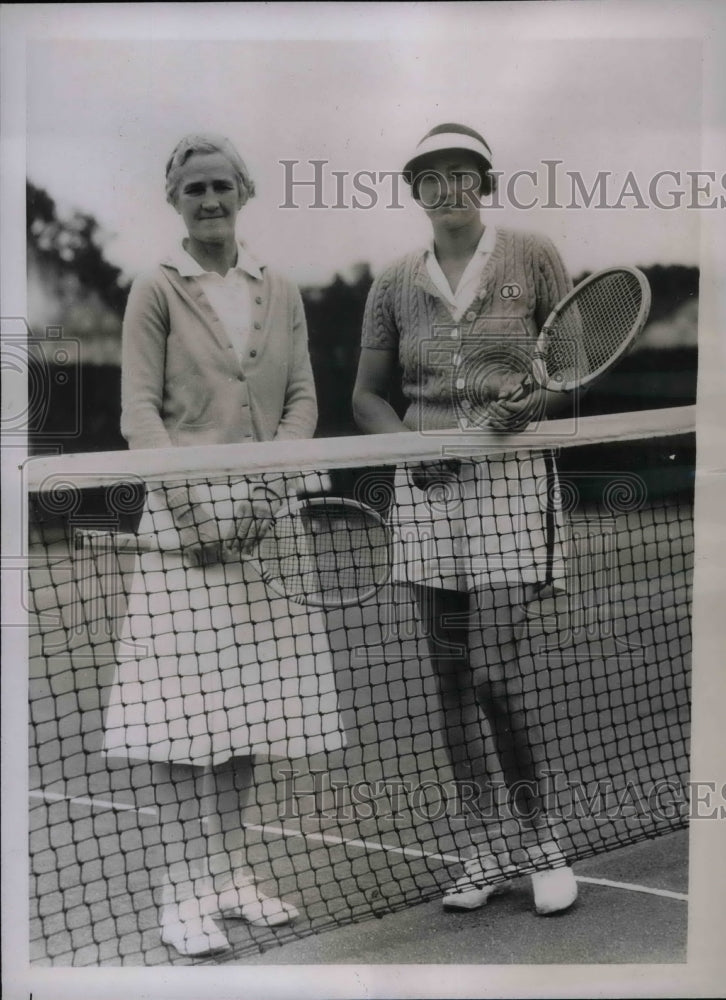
[[500, 283, 522, 299]]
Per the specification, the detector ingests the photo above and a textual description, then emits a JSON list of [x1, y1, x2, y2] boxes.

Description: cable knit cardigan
[[361, 227, 573, 431]]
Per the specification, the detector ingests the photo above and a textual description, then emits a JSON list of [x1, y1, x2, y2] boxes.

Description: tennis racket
[[75, 497, 393, 609], [505, 266, 652, 401]]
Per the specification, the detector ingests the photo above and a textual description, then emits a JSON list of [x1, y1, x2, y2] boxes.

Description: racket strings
[[547, 272, 645, 385], [260, 509, 391, 601]]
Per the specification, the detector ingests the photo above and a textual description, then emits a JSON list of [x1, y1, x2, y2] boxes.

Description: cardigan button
[[465, 310, 477, 322], [249, 349, 257, 357], [255, 296, 263, 305], [237, 374, 246, 382], [253, 322, 261, 330]]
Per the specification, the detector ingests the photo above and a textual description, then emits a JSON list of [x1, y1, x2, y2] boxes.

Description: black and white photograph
[[2, 3, 725, 998]]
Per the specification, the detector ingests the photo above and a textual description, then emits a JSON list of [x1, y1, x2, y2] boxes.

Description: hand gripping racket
[[75, 497, 393, 609], [506, 266, 652, 401]]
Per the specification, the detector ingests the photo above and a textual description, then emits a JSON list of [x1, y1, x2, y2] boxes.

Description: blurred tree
[[302, 265, 374, 437], [639, 264, 699, 324], [27, 180, 130, 317], [26, 180, 130, 452]]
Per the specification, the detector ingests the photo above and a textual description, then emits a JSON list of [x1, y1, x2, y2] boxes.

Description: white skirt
[[391, 451, 568, 593], [103, 482, 346, 766]]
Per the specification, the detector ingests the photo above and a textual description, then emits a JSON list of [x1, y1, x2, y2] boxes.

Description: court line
[[242, 823, 689, 901], [28, 790, 462, 863], [28, 790, 689, 901], [575, 875, 688, 901], [29, 788, 158, 816], [241, 820, 463, 865]]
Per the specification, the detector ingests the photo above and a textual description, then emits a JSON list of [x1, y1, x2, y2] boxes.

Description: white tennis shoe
[[527, 840, 578, 915], [215, 870, 300, 927], [442, 841, 578, 915], [530, 867, 578, 915], [159, 894, 230, 957], [442, 854, 513, 911]]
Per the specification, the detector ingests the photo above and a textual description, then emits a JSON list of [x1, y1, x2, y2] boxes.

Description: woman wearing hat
[[106, 133, 345, 956], [353, 123, 578, 916]]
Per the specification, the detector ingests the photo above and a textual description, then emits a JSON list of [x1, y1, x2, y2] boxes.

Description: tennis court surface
[[26, 407, 694, 966]]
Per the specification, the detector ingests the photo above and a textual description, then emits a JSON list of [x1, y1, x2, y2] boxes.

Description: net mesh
[[77, 498, 393, 609], [26, 409, 694, 965], [547, 270, 647, 387]]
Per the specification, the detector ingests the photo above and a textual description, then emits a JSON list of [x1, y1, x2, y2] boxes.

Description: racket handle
[[76, 530, 238, 555], [76, 530, 200, 557], [505, 373, 535, 403]]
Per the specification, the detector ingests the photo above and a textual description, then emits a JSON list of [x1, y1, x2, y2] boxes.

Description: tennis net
[[25, 406, 695, 965]]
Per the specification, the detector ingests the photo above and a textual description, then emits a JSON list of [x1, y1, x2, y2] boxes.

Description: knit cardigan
[[361, 227, 573, 431], [120, 262, 317, 450]]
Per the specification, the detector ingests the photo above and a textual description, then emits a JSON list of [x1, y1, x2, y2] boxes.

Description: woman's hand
[[409, 459, 462, 491], [485, 397, 535, 433], [484, 375, 544, 433], [227, 490, 284, 555], [172, 502, 224, 568]]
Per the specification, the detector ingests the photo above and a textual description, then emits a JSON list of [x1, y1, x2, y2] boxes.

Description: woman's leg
[[151, 760, 230, 955], [152, 761, 211, 898], [199, 756, 299, 926], [411, 583, 495, 818], [420, 579, 576, 914], [467, 583, 548, 833], [466, 581, 577, 914], [413, 583, 523, 912], [197, 755, 251, 893]]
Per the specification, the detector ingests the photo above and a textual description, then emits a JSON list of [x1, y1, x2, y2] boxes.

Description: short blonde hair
[[165, 133, 256, 205]]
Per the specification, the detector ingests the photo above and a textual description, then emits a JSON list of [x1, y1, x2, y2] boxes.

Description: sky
[[25, 27, 706, 287]]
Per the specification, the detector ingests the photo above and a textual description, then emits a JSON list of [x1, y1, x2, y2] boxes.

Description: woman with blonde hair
[[104, 133, 344, 956]]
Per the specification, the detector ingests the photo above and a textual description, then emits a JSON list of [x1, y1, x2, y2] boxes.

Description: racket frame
[[74, 496, 393, 609], [530, 265, 652, 394]]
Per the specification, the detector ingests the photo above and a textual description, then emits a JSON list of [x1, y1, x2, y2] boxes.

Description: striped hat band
[[403, 129, 493, 181]]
